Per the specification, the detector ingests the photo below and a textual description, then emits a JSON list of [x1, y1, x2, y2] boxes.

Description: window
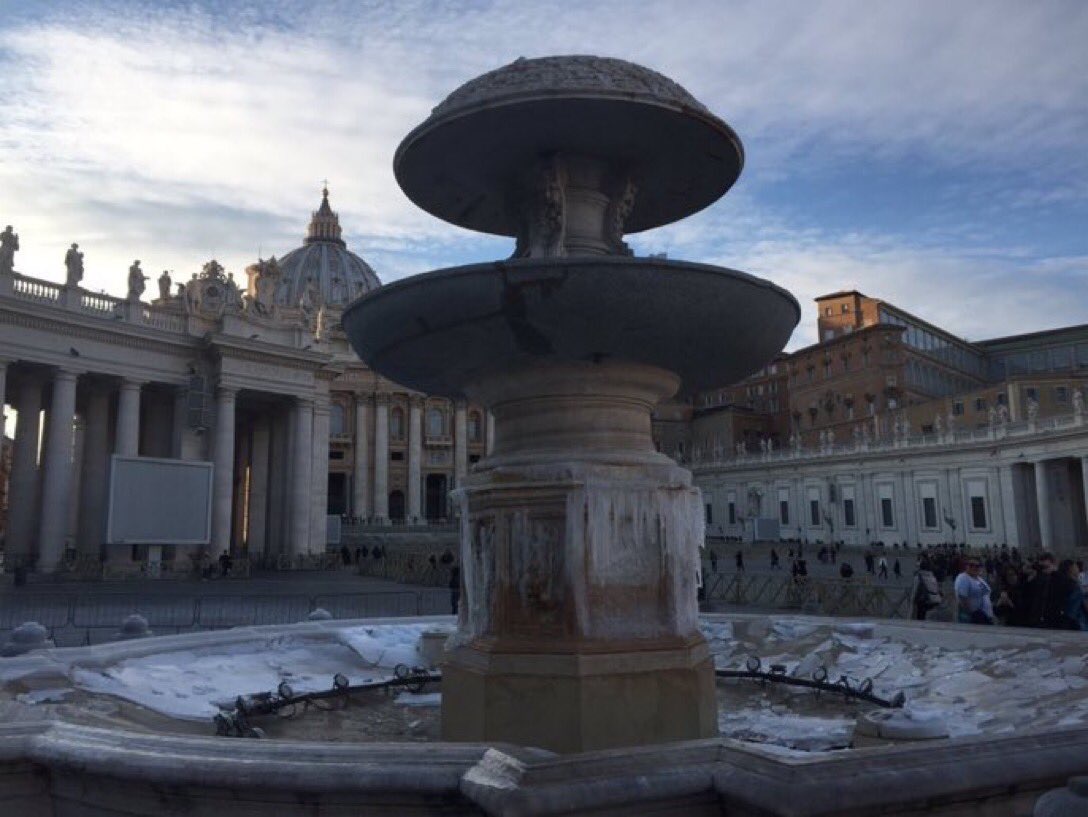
[[881, 498, 894, 528], [843, 498, 856, 527], [996, 393, 1007, 406], [974, 397, 987, 411], [705, 504, 713, 524], [824, 361, 832, 378], [841, 303, 850, 313], [728, 502, 736, 525], [953, 402, 964, 416], [922, 497, 937, 529], [1056, 386, 1068, 403], [390, 407, 405, 440], [391, 451, 404, 461], [329, 403, 346, 436], [468, 412, 482, 442], [426, 407, 446, 437], [779, 500, 789, 525], [971, 497, 987, 529], [1026, 387, 1038, 400], [807, 486, 821, 527], [824, 306, 832, 316]]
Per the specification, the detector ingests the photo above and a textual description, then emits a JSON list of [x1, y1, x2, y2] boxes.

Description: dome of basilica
[[275, 188, 381, 308]]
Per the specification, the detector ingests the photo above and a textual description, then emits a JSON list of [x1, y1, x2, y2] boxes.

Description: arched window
[[427, 407, 446, 437], [329, 403, 346, 436], [390, 407, 405, 440], [468, 411, 482, 442]]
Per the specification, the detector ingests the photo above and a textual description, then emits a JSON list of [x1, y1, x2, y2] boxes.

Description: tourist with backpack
[[912, 557, 943, 621]]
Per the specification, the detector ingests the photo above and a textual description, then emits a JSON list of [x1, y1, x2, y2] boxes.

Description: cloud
[[0, 0, 1084, 345]]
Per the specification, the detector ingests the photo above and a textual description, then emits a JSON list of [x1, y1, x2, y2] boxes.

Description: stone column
[[290, 396, 313, 555], [38, 368, 79, 571], [267, 410, 288, 557], [372, 394, 389, 523], [454, 400, 468, 487], [407, 397, 423, 523], [0, 360, 8, 442], [78, 386, 110, 557], [248, 417, 270, 558], [66, 416, 86, 546], [211, 387, 236, 555], [1081, 457, 1088, 544], [171, 385, 188, 458], [998, 464, 1019, 546], [310, 397, 330, 551], [485, 410, 495, 455], [352, 394, 369, 519], [6, 376, 42, 563], [115, 378, 143, 457], [1034, 460, 1053, 551]]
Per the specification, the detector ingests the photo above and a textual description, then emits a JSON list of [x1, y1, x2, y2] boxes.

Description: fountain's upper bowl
[[394, 55, 744, 237], [341, 257, 799, 398]]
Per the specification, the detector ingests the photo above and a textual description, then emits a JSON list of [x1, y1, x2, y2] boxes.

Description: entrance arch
[[389, 490, 405, 522]]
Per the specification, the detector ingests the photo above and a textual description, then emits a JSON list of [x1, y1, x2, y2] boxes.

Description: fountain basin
[[340, 256, 799, 398]]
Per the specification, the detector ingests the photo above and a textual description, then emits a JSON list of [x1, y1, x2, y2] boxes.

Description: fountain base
[[441, 637, 716, 752], [441, 360, 717, 752]]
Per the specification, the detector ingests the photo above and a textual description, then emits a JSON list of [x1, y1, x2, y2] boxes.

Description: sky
[[0, 0, 1086, 352]]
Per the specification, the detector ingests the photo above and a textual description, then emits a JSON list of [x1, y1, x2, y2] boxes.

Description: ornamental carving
[[431, 56, 710, 119]]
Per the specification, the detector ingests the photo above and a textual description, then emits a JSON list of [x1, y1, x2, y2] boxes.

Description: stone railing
[[692, 409, 1088, 471], [80, 290, 125, 316], [140, 306, 187, 333], [11, 273, 62, 303]]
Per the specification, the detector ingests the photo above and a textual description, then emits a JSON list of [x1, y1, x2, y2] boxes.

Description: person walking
[[878, 556, 889, 580], [893, 558, 901, 579], [770, 548, 780, 570], [735, 550, 744, 572]]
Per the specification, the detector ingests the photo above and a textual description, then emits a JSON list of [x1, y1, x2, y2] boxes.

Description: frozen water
[[3, 615, 1085, 753]]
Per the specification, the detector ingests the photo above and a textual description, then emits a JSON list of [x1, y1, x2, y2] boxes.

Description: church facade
[[0, 191, 489, 573]]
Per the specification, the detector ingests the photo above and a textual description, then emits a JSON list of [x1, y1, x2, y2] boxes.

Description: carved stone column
[[290, 397, 313, 555], [408, 396, 423, 523], [115, 378, 143, 457], [454, 400, 468, 488], [7, 375, 43, 563], [310, 397, 330, 551], [372, 394, 389, 523], [352, 394, 370, 519], [38, 368, 79, 571], [211, 387, 237, 555]]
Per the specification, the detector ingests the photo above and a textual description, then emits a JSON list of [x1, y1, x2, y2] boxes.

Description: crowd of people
[[913, 548, 1088, 630]]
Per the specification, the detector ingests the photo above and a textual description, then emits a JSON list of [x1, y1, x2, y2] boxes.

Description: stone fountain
[[342, 55, 799, 753]]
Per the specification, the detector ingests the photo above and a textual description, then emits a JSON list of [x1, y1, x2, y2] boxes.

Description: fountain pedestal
[[442, 361, 715, 751]]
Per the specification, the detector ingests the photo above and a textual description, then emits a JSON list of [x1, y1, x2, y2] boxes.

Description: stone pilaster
[[372, 393, 389, 523], [310, 397, 330, 551], [38, 368, 79, 571], [211, 387, 237, 555], [115, 378, 143, 457], [7, 376, 43, 563], [454, 400, 468, 488], [66, 415, 86, 546], [290, 397, 313, 555], [485, 411, 495, 455], [408, 396, 423, 523], [352, 394, 370, 519]]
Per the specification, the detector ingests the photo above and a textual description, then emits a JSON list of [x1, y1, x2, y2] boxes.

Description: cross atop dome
[[305, 184, 344, 247]]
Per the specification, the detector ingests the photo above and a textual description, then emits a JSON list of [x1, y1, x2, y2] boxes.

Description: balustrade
[[12, 274, 61, 303]]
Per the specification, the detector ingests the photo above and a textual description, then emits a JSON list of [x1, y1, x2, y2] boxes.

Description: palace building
[[672, 292, 1088, 552]]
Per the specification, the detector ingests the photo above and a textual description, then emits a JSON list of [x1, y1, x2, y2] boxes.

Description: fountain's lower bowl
[[340, 256, 799, 398]]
